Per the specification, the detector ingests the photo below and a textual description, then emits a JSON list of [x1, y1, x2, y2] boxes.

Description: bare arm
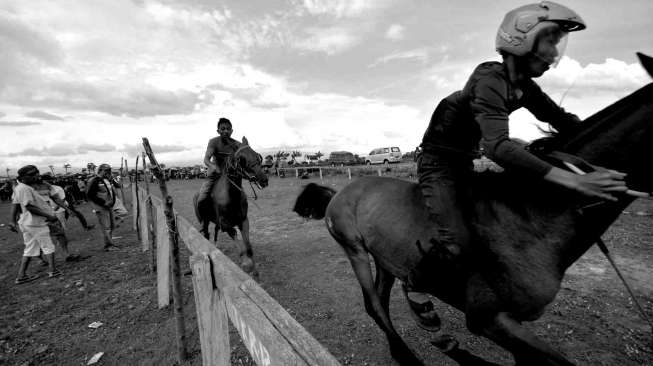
[[25, 203, 58, 222], [203, 144, 220, 174], [8, 203, 21, 232]]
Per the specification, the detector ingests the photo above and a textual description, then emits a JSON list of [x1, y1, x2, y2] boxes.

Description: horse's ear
[[242, 136, 249, 145], [637, 52, 653, 78]]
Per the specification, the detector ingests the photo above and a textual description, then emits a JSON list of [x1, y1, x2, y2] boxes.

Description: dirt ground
[[1, 174, 652, 365]]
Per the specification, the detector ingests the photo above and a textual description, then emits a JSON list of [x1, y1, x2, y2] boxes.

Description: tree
[[63, 163, 71, 174], [315, 151, 323, 160], [290, 150, 302, 165], [48, 165, 55, 175], [87, 163, 97, 174]]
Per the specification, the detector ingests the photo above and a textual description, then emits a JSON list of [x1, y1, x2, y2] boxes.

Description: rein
[[224, 144, 263, 205]]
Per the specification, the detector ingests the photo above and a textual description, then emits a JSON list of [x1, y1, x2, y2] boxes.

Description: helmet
[[496, 1, 585, 57]]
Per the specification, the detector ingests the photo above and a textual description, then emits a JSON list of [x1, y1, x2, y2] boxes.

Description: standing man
[[11, 165, 62, 283], [86, 164, 119, 251], [197, 117, 241, 235]]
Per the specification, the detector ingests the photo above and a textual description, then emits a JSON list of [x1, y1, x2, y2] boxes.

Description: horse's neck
[[497, 84, 653, 269]]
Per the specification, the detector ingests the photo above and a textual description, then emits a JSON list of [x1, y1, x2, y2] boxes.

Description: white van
[[365, 147, 402, 165]]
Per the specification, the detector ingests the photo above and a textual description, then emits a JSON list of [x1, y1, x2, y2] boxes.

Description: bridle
[[224, 144, 264, 200]]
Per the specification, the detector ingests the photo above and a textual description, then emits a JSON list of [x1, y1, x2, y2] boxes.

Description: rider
[[405, 1, 629, 330], [197, 117, 241, 231]]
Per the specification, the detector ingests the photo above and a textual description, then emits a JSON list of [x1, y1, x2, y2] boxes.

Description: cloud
[[4, 79, 203, 118], [0, 121, 41, 126], [0, 11, 64, 90], [370, 48, 430, 67], [0, 112, 5, 118], [77, 143, 116, 154], [25, 110, 64, 120], [294, 26, 359, 55], [122, 143, 190, 157], [538, 57, 649, 98], [385, 24, 404, 41], [299, 0, 382, 18], [8, 144, 76, 157]]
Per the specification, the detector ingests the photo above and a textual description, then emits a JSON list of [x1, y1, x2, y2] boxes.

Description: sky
[[1, 0, 652, 174]]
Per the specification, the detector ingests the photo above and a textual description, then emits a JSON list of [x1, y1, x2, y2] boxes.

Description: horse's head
[[558, 53, 653, 195], [231, 136, 269, 188]]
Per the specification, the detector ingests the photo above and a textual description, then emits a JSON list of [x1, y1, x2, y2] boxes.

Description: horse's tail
[[293, 183, 337, 220]]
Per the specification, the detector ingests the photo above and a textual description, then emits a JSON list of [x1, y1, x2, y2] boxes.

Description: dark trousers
[[417, 152, 473, 258], [198, 173, 220, 203]]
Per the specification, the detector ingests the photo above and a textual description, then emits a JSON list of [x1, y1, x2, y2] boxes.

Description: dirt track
[[1, 175, 652, 365]]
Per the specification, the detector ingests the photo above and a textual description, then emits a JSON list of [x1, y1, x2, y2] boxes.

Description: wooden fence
[[132, 186, 341, 366], [275, 159, 501, 180]]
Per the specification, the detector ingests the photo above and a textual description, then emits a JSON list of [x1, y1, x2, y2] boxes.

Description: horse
[[193, 137, 269, 276], [293, 53, 653, 366]]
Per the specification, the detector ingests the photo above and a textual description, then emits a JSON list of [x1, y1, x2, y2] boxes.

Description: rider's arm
[[204, 140, 220, 174], [472, 74, 553, 176]]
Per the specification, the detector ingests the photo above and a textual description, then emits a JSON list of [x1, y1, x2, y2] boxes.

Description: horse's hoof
[[431, 334, 459, 353]]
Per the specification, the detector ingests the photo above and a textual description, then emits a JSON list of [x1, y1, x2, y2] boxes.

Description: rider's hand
[[8, 223, 18, 233], [544, 166, 628, 202], [573, 170, 628, 201]]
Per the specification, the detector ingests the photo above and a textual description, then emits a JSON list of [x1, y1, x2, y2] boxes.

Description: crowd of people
[[7, 164, 128, 284]]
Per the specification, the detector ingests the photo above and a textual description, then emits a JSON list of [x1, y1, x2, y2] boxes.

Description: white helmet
[[496, 1, 585, 57]]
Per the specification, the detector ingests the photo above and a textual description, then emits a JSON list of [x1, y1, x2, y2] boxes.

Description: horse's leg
[[374, 262, 395, 314], [238, 217, 258, 277], [342, 246, 423, 366], [472, 312, 574, 366], [466, 277, 574, 366]]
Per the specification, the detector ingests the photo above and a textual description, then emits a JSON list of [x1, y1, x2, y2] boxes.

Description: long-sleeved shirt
[[421, 61, 580, 176]]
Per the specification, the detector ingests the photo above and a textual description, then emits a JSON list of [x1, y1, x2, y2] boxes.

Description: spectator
[[86, 164, 119, 251], [11, 165, 62, 284]]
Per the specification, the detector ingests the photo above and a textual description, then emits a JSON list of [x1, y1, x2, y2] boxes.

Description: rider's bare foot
[[401, 282, 441, 332]]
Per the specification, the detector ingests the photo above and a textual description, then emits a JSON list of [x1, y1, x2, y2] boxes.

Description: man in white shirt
[[36, 174, 81, 261], [11, 165, 62, 284]]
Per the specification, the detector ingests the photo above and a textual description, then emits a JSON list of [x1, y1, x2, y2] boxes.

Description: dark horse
[[294, 54, 653, 366], [194, 137, 269, 276]]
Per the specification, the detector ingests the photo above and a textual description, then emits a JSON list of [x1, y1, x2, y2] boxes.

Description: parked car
[[365, 147, 402, 165], [327, 151, 357, 166]]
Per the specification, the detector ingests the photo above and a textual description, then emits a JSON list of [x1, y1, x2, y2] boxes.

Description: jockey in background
[[406, 1, 628, 331], [197, 117, 241, 234]]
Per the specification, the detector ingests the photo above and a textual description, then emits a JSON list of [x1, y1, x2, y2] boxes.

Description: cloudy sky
[[1, 0, 652, 173]]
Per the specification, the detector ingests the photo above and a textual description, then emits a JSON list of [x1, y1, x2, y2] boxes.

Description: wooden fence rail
[[132, 186, 341, 366]]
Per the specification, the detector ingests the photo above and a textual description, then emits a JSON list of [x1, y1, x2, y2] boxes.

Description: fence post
[[377, 169, 382, 176], [131, 181, 138, 231], [133, 155, 141, 239], [142, 151, 156, 272], [143, 137, 188, 362], [295, 168, 298, 178], [347, 168, 351, 180], [190, 254, 230, 366], [119, 157, 126, 204], [319, 168, 323, 181], [155, 203, 170, 307]]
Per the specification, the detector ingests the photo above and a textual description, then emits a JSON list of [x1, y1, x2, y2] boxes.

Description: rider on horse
[[197, 117, 241, 234], [406, 1, 629, 331]]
